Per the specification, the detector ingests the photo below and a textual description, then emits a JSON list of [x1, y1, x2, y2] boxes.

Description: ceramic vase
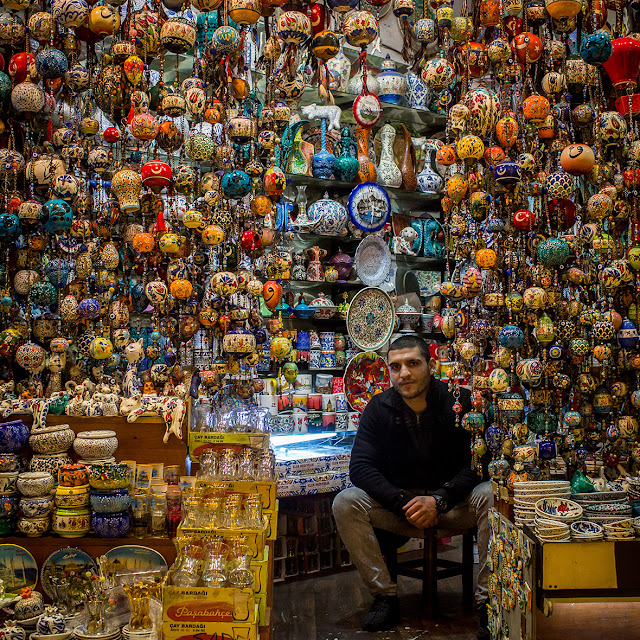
[[376, 124, 402, 188], [312, 117, 335, 180], [326, 46, 351, 91], [405, 71, 431, 109], [355, 126, 376, 183], [398, 124, 417, 191], [305, 246, 327, 281], [333, 127, 359, 182], [376, 54, 405, 104], [346, 66, 380, 95], [417, 141, 443, 194]]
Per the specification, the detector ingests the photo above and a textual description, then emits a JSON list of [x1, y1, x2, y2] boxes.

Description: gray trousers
[[332, 482, 492, 604]]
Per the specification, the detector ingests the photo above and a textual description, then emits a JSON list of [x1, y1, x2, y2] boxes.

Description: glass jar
[[173, 543, 204, 587], [245, 495, 263, 530], [238, 448, 255, 480], [224, 494, 244, 529], [166, 486, 182, 538], [202, 539, 229, 587], [219, 448, 238, 480], [149, 490, 167, 537], [131, 490, 148, 537]]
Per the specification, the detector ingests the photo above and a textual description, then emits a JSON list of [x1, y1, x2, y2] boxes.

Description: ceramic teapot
[[308, 193, 348, 236]]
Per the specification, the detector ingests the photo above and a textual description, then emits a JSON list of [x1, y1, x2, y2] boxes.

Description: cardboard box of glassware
[[177, 524, 266, 560], [196, 480, 278, 513], [162, 586, 258, 640]]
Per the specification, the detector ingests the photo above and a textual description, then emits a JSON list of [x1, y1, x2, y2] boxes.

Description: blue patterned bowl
[[0, 420, 29, 453], [91, 511, 130, 538], [19, 494, 53, 518], [90, 489, 131, 514]]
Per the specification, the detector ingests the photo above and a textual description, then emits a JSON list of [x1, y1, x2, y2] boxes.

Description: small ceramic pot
[[17, 471, 55, 497], [72, 430, 118, 460], [0, 471, 19, 495], [0, 492, 19, 516], [58, 463, 89, 487], [90, 488, 131, 514], [0, 420, 29, 453], [91, 510, 130, 538], [52, 507, 90, 538], [0, 453, 20, 472], [88, 462, 132, 490], [17, 514, 50, 537], [29, 452, 73, 476], [1, 625, 26, 640], [19, 494, 53, 517], [14, 590, 44, 620], [55, 483, 90, 508], [29, 424, 75, 454], [36, 611, 66, 635]]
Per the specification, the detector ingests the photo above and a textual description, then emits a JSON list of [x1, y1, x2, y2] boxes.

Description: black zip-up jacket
[[349, 379, 480, 516]]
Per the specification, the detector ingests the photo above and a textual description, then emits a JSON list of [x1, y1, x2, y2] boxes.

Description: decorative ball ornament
[[276, 11, 312, 45], [263, 280, 283, 310], [560, 144, 595, 175], [342, 11, 379, 48]]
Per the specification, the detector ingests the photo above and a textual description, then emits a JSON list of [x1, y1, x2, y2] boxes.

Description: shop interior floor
[[272, 542, 478, 639]]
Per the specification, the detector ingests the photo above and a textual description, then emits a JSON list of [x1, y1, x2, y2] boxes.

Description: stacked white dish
[[513, 481, 571, 529], [122, 626, 153, 640], [74, 626, 122, 640], [573, 491, 633, 525], [602, 518, 636, 541], [534, 517, 571, 542], [570, 520, 604, 541]]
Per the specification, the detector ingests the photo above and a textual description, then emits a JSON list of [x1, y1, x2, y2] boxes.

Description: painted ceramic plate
[[344, 351, 391, 413], [348, 182, 391, 232], [352, 93, 382, 128], [354, 234, 392, 287], [346, 286, 396, 352], [41, 547, 98, 602], [103, 545, 168, 577], [0, 544, 38, 593]]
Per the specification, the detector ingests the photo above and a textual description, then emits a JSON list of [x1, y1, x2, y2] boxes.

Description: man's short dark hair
[[388, 335, 431, 362]]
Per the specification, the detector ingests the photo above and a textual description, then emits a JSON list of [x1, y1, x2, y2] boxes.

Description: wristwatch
[[433, 494, 448, 513]]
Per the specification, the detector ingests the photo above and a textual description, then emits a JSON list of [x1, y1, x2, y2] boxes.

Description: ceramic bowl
[[571, 520, 603, 536], [29, 453, 73, 477], [52, 508, 90, 538], [91, 510, 130, 538], [55, 484, 90, 509], [17, 471, 55, 497], [0, 453, 21, 472], [19, 494, 53, 518], [0, 492, 19, 516], [571, 491, 627, 502], [30, 634, 72, 640], [17, 514, 50, 537], [0, 471, 20, 495], [535, 497, 583, 521], [90, 488, 131, 514], [29, 425, 75, 455], [73, 431, 118, 461], [0, 517, 15, 535], [57, 463, 89, 487], [603, 518, 635, 530], [77, 457, 115, 465], [0, 420, 29, 454], [88, 462, 132, 490]]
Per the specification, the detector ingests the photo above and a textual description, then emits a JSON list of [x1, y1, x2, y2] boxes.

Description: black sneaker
[[477, 602, 489, 640], [362, 595, 401, 632]]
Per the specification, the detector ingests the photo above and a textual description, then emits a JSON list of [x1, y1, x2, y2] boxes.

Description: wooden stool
[[383, 527, 476, 617]]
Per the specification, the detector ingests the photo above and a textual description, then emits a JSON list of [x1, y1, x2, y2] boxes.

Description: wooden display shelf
[[1, 415, 188, 474]]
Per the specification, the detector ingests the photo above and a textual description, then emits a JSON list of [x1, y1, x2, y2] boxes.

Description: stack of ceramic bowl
[[570, 521, 604, 541], [0, 419, 29, 534], [16, 471, 55, 537], [512, 481, 572, 529], [29, 424, 76, 482], [602, 518, 636, 541], [53, 463, 91, 539], [534, 496, 583, 529], [73, 430, 118, 464], [634, 516, 640, 536], [122, 626, 153, 640], [88, 462, 132, 538], [575, 491, 633, 526], [534, 517, 571, 542], [14, 589, 44, 628], [74, 625, 122, 640]]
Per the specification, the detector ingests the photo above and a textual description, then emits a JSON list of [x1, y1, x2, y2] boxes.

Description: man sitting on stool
[[333, 335, 491, 638]]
